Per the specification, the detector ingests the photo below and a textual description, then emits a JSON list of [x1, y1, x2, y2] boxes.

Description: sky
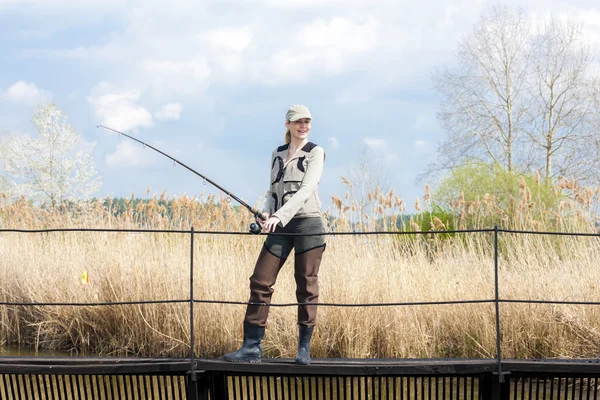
[[1, 0, 599, 213]]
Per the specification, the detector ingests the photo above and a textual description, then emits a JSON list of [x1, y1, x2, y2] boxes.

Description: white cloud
[[251, 15, 379, 83], [328, 137, 339, 149], [364, 137, 387, 150], [4, 81, 50, 105], [9, 1, 490, 91], [75, 137, 97, 154], [299, 16, 378, 53], [199, 27, 252, 52], [214, 54, 245, 74], [106, 140, 157, 168], [414, 140, 434, 154], [6, 81, 37, 101], [259, 0, 344, 6], [88, 83, 153, 132], [11, 0, 600, 93], [255, 50, 340, 83], [140, 57, 211, 96], [363, 136, 399, 164], [334, 86, 374, 104], [384, 152, 399, 163], [414, 114, 439, 132], [142, 58, 210, 82], [154, 103, 182, 121], [0, 0, 126, 8]]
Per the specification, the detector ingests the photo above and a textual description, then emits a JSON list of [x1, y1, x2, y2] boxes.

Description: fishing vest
[[265, 141, 325, 227]]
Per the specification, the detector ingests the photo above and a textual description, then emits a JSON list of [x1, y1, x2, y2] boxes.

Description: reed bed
[[1, 177, 600, 360]]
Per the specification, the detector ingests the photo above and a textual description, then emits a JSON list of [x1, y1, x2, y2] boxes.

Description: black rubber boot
[[223, 322, 265, 363], [295, 324, 314, 365]]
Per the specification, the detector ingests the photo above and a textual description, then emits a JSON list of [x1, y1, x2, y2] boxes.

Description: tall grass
[[1, 177, 600, 359]]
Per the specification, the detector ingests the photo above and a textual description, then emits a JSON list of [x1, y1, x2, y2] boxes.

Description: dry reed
[[1, 179, 600, 359]]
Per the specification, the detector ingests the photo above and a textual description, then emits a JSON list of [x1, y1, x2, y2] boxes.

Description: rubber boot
[[295, 324, 314, 365], [223, 322, 265, 363]]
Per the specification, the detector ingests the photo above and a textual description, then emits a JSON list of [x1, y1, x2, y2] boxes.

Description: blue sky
[[1, 0, 599, 212]]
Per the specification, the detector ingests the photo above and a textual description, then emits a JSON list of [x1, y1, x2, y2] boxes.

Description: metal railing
[[1, 225, 600, 399]]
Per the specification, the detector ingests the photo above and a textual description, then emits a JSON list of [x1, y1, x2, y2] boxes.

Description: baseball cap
[[286, 105, 312, 122]]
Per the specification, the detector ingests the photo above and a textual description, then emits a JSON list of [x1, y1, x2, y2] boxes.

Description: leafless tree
[[0, 133, 11, 194], [0, 175, 8, 194], [584, 78, 600, 179], [425, 5, 600, 185], [525, 17, 598, 183], [346, 145, 391, 227], [428, 5, 532, 178]]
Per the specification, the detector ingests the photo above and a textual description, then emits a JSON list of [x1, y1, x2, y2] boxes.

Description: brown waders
[[224, 217, 325, 364]]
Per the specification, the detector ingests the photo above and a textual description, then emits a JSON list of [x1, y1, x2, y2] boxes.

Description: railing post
[[481, 372, 510, 400], [187, 226, 198, 400], [493, 225, 504, 384]]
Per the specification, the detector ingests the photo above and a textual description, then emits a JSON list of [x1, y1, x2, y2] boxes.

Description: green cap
[[286, 104, 312, 122]]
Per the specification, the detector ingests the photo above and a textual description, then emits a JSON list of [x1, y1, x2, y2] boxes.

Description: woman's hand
[[260, 212, 270, 221], [261, 215, 281, 232]]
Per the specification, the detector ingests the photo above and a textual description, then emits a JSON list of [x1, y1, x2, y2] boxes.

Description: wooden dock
[[1, 356, 600, 399]]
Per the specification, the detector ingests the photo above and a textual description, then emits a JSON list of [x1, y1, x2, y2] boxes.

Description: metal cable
[[2, 227, 600, 309], [0, 227, 494, 235]]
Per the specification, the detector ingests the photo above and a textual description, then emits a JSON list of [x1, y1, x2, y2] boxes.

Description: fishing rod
[[97, 124, 265, 234]]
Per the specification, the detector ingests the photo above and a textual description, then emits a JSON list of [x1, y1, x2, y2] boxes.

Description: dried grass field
[[1, 177, 600, 359]]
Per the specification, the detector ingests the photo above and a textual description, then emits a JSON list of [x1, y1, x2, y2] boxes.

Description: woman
[[224, 104, 326, 365]]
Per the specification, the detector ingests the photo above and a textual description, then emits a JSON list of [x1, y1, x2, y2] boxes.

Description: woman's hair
[[284, 128, 291, 144]]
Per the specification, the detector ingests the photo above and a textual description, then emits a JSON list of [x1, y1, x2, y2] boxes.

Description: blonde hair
[[284, 129, 291, 144]]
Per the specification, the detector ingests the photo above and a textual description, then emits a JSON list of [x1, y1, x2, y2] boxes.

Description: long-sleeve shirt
[[263, 142, 325, 227]]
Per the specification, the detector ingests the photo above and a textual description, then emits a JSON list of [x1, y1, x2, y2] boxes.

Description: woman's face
[[286, 118, 312, 142]]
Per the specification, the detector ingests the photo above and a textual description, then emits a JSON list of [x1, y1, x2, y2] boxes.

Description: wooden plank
[[0, 362, 192, 375], [502, 360, 600, 375], [0, 357, 599, 378], [194, 358, 499, 376], [0, 356, 185, 365]]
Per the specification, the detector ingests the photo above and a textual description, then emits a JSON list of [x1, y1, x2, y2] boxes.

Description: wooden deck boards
[[0, 357, 598, 375]]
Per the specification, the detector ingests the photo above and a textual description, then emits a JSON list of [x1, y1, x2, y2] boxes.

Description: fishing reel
[[249, 214, 264, 235]]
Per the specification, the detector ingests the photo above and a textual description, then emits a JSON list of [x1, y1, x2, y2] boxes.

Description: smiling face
[[285, 118, 312, 142]]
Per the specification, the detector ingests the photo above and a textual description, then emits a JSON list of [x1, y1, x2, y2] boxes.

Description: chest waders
[[224, 141, 327, 365], [224, 217, 326, 364]]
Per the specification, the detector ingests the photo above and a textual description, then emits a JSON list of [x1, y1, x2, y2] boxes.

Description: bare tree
[[0, 175, 8, 194], [426, 5, 600, 185], [583, 78, 600, 180], [0, 134, 8, 194], [428, 4, 532, 178], [526, 17, 598, 183], [346, 145, 391, 228], [1, 102, 102, 204]]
